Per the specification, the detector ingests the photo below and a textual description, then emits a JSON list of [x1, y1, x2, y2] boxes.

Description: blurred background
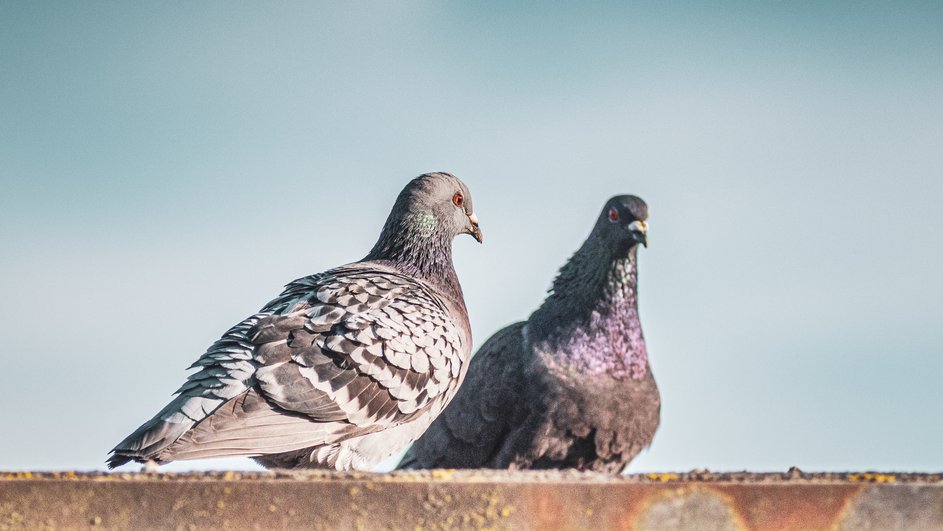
[[1, 1, 941, 473]]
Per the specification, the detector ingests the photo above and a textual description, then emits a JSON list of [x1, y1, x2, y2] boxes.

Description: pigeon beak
[[628, 220, 648, 247], [467, 212, 483, 243]]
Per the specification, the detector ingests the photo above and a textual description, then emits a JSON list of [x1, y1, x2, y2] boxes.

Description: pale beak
[[628, 220, 648, 247], [467, 212, 483, 243]]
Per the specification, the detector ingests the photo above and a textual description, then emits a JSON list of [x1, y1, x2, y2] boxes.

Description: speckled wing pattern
[[254, 266, 466, 426], [108, 264, 468, 468], [399, 323, 527, 469]]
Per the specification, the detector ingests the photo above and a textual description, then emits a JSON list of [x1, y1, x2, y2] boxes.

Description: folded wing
[[108, 265, 467, 468]]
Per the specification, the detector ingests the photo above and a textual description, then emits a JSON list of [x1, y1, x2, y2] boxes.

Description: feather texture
[[108, 172, 479, 470], [400, 195, 659, 473]]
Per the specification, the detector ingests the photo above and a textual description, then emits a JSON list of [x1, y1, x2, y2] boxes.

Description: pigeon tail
[[107, 393, 226, 468]]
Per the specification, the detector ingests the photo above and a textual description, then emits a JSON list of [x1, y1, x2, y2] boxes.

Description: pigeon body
[[399, 195, 658, 473], [108, 172, 482, 470]]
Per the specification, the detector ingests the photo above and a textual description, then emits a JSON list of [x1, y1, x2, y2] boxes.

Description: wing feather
[[108, 264, 469, 469]]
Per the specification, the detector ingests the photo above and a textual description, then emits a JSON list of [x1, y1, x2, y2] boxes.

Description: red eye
[[452, 192, 464, 207], [608, 207, 619, 222]]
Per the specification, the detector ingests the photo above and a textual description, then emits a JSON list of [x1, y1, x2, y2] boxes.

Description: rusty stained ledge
[[2, 470, 942, 530]]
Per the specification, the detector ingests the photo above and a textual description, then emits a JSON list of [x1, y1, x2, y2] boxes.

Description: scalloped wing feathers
[[107, 264, 469, 470]]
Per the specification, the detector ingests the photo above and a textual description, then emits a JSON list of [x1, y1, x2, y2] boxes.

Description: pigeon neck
[[364, 213, 464, 304], [530, 242, 648, 380]]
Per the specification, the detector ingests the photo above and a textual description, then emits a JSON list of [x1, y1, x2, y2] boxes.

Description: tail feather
[[139, 388, 350, 464], [107, 393, 226, 468]]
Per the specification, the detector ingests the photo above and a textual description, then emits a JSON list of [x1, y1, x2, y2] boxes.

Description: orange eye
[[452, 192, 464, 207], [608, 207, 619, 222]]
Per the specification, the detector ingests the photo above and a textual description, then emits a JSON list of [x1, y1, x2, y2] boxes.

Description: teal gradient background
[[2, 2, 941, 472]]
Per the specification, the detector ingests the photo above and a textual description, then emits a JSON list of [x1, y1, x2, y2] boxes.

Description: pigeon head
[[365, 172, 481, 296], [591, 195, 649, 253], [394, 172, 483, 244]]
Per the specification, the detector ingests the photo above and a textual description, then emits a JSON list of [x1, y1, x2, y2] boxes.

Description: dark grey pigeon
[[108, 172, 482, 471], [398, 195, 657, 473]]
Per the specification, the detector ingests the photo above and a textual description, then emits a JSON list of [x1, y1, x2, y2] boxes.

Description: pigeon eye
[[608, 207, 619, 223], [452, 192, 464, 207]]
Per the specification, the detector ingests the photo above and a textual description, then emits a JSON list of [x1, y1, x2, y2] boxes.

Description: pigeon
[[398, 195, 657, 473], [108, 172, 483, 471]]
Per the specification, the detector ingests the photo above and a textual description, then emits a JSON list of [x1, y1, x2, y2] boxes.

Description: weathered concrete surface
[[1, 470, 941, 530]]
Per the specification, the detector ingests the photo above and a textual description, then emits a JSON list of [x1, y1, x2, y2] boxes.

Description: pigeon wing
[[253, 266, 467, 430], [108, 266, 467, 467]]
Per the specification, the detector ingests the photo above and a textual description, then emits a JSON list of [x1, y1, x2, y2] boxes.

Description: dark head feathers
[[530, 194, 649, 326], [587, 195, 650, 252], [603, 195, 648, 223]]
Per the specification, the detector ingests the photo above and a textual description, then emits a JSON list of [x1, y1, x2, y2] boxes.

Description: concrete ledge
[[2, 470, 942, 530]]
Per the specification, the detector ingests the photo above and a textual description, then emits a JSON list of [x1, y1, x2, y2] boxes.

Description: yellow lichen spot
[[216, 500, 225, 509], [430, 469, 455, 480], [645, 473, 679, 482], [849, 473, 896, 483], [349, 486, 361, 496], [268, 504, 277, 513], [585, 508, 594, 517], [500, 506, 511, 518]]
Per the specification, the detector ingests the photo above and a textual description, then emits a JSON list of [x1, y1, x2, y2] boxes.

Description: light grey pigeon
[[398, 195, 657, 473], [108, 172, 482, 470]]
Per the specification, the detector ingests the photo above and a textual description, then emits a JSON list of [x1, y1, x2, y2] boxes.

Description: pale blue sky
[[1, 2, 941, 472]]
